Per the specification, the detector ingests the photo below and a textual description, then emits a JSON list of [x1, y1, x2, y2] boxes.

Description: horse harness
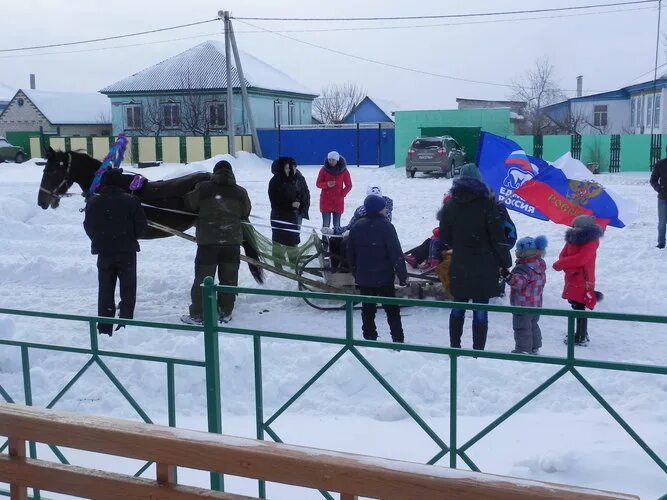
[[40, 153, 76, 199]]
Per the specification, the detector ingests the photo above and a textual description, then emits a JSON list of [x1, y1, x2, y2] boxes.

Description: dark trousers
[[569, 300, 588, 342], [449, 297, 489, 350], [189, 245, 240, 318], [97, 252, 137, 335], [359, 284, 404, 343]]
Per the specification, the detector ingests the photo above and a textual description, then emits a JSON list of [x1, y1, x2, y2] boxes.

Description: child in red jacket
[[317, 151, 352, 228], [552, 215, 604, 346]]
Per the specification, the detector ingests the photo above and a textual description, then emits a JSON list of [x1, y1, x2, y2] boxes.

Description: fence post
[[449, 354, 457, 468], [202, 276, 224, 491], [8, 438, 27, 500], [253, 335, 266, 498], [356, 123, 360, 167], [377, 123, 382, 167]]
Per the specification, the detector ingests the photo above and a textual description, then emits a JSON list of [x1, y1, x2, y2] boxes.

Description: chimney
[[29, 74, 36, 90], [576, 75, 583, 97]]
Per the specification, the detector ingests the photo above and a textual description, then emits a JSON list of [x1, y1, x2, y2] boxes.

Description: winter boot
[[180, 314, 203, 326], [472, 323, 488, 350], [575, 318, 589, 346], [449, 316, 464, 348], [419, 257, 440, 273], [404, 254, 419, 268]]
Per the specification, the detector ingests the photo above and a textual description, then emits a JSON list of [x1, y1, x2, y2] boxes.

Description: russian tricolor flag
[[477, 132, 638, 228]]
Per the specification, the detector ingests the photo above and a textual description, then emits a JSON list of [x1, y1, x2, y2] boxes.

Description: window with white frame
[[161, 103, 180, 128], [208, 102, 227, 129], [274, 100, 282, 127], [288, 101, 296, 125], [630, 98, 636, 127], [593, 105, 608, 127], [655, 94, 661, 127], [637, 96, 643, 127], [647, 95, 653, 128], [125, 105, 142, 130]]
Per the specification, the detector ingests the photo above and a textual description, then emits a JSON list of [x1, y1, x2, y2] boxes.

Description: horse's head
[[38, 147, 75, 209]]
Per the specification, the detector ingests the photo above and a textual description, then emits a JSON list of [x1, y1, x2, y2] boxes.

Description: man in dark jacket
[[439, 164, 512, 350], [650, 158, 667, 248], [181, 160, 251, 325], [83, 168, 147, 336], [348, 195, 408, 343]]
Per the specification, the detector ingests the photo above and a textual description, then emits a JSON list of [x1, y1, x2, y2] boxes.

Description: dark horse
[[37, 148, 264, 283]]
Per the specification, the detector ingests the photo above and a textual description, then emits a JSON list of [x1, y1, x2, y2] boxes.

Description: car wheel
[[14, 152, 25, 164]]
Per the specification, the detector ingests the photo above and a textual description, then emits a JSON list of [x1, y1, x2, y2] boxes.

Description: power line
[[231, 0, 657, 21], [0, 18, 219, 53]]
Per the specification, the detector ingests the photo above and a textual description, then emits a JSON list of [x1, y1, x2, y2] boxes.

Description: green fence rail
[[0, 276, 665, 499]]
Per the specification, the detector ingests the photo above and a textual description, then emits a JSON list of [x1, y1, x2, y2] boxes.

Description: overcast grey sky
[[1, 0, 665, 109]]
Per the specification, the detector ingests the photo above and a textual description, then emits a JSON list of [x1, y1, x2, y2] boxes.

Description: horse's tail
[[242, 224, 265, 285]]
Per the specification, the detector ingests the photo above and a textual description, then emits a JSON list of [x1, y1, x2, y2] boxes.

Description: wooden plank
[[157, 462, 177, 484], [0, 404, 638, 500], [0, 455, 254, 500], [8, 438, 27, 500]]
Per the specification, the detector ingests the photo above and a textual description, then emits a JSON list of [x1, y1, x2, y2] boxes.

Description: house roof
[[456, 98, 525, 107], [344, 96, 401, 122], [101, 40, 316, 96], [0, 82, 16, 102], [21, 89, 111, 125]]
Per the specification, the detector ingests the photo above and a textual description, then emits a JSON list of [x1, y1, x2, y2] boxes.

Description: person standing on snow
[[268, 157, 303, 269], [504, 235, 548, 354], [316, 151, 352, 229], [552, 215, 604, 346], [348, 195, 408, 343], [83, 168, 147, 336], [649, 157, 667, 249], [181, 160, 251, 325], [439, 164, 512, 350]]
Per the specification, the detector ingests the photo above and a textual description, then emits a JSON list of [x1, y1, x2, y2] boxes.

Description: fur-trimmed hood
[[450, 177, 492, 203], [565, 224, 604, 245]]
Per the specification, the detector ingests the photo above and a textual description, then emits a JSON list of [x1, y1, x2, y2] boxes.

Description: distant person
[[83, 168, 147, 336], [504, 235, 548, 354], [316, 151, 352, 229], [649, 157, 667, 248], [348, 195, 408, 343], [552, 215, 603, 346], [439, 164, 512, 350], [269, 156, 302, 269], [181, 160, 251, 325]]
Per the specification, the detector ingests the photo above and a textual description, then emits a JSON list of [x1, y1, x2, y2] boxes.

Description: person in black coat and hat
[[269, 157, 305, 269], [348, 195, 408, 343], [83, 168, 147, 336], [439, 164, 512, 350]]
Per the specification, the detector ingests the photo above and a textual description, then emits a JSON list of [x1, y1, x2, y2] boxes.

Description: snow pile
[[0, 157, 664, 498]]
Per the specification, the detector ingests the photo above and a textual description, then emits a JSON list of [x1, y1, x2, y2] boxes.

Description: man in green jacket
[[181, 160, 252, 325]]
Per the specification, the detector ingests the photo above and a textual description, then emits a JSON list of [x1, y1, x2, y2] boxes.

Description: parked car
[[0, 138, 25, 163], [405, 136, 465, 178]]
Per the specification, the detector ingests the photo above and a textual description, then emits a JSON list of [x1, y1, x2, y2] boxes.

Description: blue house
[[100, 40, 318, 136], [343, 96, 398, 124]]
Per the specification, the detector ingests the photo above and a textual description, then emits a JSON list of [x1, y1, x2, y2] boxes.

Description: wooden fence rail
[[0, 404, 637, 500]]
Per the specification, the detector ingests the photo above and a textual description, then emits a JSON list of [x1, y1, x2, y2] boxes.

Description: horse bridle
[[39, 153, 75, 199]]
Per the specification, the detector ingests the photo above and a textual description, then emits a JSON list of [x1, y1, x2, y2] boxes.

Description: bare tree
[[179, 70, 212, 136], [545, 106, 589, 135], [511, 57, 566, 135], [313, 82, 366, 124], [142, 97, 164, 137]]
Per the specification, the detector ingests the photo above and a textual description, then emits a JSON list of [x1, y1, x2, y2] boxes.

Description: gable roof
[[21, 89, 111, 125], [0, 82, 17, 102], [344, 96, 400, 122], [101, 40, 316, 96]]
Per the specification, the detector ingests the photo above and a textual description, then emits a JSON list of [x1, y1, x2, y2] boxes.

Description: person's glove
[[320, 227, 334, 235]]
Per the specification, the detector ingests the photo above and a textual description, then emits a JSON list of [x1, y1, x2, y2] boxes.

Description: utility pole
[[229, 19, 263, 157], [650, 0, 662, 137], [222, 11, 235, 156]]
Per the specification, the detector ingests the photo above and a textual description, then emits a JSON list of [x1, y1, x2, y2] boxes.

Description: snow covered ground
[[0, 155, 665, 498]]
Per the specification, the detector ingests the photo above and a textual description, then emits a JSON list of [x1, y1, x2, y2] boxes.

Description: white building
[[543, 73, 666, 135]]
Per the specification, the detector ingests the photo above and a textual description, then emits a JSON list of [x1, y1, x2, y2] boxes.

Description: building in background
[[0, 89, 111, 139], [101, 40, 318, 137], [456, 98, 526, 134], [342, 96, 399, 124], [543, 73, 667, 135], [0, 82, 17, 118]]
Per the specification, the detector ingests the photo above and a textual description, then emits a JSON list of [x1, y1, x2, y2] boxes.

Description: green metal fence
[[0, 277, 666, 499]]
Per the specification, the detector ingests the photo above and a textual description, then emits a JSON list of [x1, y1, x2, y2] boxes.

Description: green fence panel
[[581, 135, 611, 172], [542, 135, 571, 162], [621, 134, 652, 171], [506, 135, 533, 154]]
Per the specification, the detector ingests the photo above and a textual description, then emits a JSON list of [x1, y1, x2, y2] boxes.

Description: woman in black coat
[[269, 157, 303, 268], [439, 164, 512, 350]]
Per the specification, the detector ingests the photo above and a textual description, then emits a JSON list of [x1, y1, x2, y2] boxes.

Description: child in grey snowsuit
[[504, 235, 548, 354]]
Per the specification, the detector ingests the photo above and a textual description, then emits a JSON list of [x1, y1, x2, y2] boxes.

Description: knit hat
[[102, 168, 124, 187], [363, 194, 386, 215], [572, 214, 597, 228], [327, 151, 340, 162], [213, 160, 233, 174], [515, 235, 548, 258], [458, 164, 482, 180], [366, 185, 382, 197]]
